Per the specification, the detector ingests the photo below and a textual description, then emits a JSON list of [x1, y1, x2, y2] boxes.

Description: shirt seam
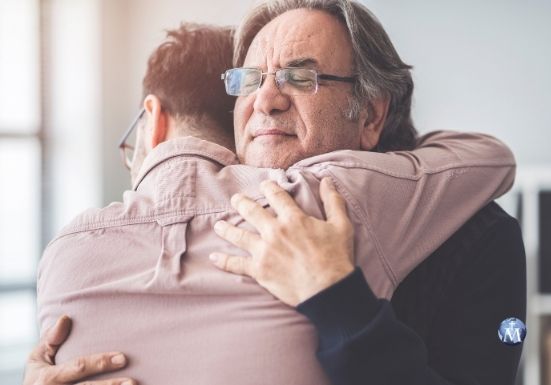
[[323, 170, 399, 289], [316, 162, 514, 290], [290, 160, 515, 180], [48, 206, 233, 245]]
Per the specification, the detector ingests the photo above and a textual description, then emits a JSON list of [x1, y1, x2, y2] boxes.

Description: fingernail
[[121, 381, 133, 385], [209, 253, 220, 262], [214, 221, 226, 233], [111, 353, 126, 365], [48, 315, 69, 336], [231, 193, 242, 205], [261, 179, 276, 189]]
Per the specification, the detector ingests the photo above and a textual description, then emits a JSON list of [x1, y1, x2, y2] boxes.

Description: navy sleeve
[[297, 215, 525, 385]]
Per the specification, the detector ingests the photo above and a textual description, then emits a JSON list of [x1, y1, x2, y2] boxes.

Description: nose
[[252, 73, 291, 115]]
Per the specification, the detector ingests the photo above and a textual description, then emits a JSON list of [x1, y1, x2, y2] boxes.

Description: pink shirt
[[37, 131, 515, 385]]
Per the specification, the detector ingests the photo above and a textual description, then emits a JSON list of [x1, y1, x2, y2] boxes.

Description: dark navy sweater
[[298, 202, 526, 385]]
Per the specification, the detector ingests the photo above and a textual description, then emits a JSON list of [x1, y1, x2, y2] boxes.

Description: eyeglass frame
[[118, 107, 145, 170], [221, 67, 356, 96]]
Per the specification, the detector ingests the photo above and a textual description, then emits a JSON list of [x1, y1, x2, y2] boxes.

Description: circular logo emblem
[[498, 317, 526, 345]]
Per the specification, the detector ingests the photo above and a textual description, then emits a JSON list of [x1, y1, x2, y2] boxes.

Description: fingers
[[54, 352, 129, 383], [76, 379, 137, 385], [46, 315, 73, 347], [76, 378, 137, 385], [210, 253, 254, 277], [213, 220, 261, 252], [230, 193, 275, 235], [319, 177, 351, 228], [29, 315, 72, 365], [259, 180, 303, 218], [25, 316, 134, 385]]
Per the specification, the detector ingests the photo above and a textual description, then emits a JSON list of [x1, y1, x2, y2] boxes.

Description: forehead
[[244, 8, 354, 72]]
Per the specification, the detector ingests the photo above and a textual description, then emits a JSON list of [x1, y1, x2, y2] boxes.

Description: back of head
[[143, 23, 235, 141], [234, 0, 417, 152]]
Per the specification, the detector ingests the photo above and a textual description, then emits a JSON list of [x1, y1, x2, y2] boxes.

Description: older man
[[210, 1, 525, 384], [25, 2, 523, 385]]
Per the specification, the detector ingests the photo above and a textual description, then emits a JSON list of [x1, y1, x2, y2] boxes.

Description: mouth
[[253, 129, 295, 138]]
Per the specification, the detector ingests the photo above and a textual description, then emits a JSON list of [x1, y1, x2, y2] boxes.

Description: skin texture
[[233, 9, 387, 169]]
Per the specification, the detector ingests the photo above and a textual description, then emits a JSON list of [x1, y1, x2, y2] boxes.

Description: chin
[[245, 154, 296, 170]]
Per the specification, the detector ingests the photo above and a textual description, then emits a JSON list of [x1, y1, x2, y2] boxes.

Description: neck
[[169, 115, 235, 152]]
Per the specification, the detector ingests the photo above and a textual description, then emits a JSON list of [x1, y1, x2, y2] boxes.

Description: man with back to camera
[[24, 1, 525, 385]]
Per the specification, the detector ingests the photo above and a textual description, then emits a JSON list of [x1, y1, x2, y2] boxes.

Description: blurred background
[[0, 0, 550, 384]]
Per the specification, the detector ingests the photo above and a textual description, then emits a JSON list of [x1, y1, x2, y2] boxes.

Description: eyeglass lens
[[224, 68, 318, 96]]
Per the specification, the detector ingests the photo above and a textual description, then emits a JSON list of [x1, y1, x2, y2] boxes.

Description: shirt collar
[[132, 136, 239, 190]]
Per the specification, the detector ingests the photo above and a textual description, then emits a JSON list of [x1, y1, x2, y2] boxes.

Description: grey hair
[[234, 0, 417, 152]]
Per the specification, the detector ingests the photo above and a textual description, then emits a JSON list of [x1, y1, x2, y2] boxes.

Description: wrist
[[299, 263, 355, 304], [297, 267, 381, 348]]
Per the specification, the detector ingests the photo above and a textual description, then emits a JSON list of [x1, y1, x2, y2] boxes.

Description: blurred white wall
[[43, 0, 103, 237], [365, 0, 551, 163], [94, 0, 551, 204]]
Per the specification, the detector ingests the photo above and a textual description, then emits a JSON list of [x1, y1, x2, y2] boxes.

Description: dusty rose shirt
[[37, 131, 515, 385]]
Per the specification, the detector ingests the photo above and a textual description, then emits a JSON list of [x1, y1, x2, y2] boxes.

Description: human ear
[[143, 94, 168, 149], [359, 97, 390, 150]]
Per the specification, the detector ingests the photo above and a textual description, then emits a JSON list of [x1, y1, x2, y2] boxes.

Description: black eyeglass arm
[[118, 107, 145, 148], [318, 74, 356, 83]]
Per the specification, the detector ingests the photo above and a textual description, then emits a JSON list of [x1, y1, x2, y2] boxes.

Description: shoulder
[[48, 189, 157, 245], [38, 193, 163, 293], [392, 202, 525, 338], [425, 202, 521, 267]]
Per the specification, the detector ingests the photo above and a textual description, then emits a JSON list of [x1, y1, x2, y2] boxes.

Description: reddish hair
[[143, 23, 235, 134]]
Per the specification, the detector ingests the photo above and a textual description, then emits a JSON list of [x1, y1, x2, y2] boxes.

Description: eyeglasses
[[221, 67, 356, 96], [118, 107, 145, 170]]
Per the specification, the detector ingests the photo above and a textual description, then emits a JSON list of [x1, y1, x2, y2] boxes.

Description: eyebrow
[[284, 57, 319, 68]]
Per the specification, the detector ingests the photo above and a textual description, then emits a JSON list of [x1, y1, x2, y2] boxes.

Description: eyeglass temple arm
[[318, 74, 356, 83], [118, 107, 145, 148]]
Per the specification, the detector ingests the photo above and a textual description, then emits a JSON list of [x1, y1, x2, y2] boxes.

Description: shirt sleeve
[[292, 130, 516, 297], [296, 214, 525, 385]]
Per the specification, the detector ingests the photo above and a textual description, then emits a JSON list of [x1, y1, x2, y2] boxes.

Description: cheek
[[299, 98, 335, 137], [300, 95, 359, 149]]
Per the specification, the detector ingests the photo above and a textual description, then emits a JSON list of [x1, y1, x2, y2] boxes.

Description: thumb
[[46, 314, 72, 346], [30, 315, 72, 364]]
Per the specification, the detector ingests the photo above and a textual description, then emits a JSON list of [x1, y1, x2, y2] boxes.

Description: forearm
[[297, 210, 525, 385], [293, 130, 516, 295], [297, 269, 453, 385]]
